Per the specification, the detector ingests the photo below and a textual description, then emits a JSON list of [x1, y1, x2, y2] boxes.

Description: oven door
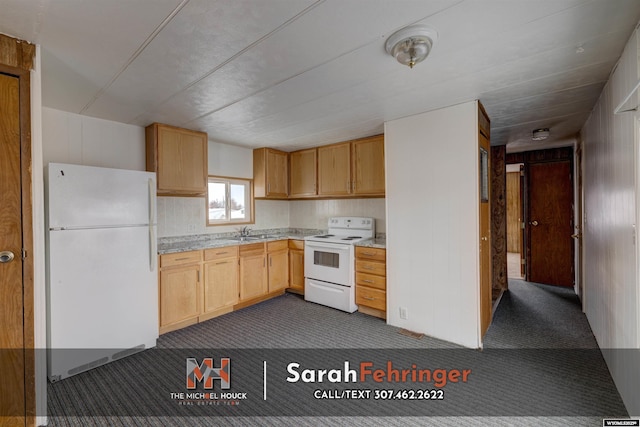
[[304, 240, 352, 286]]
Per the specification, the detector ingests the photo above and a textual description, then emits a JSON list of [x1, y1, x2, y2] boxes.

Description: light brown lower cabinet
[[355, 246, 387, 319], [267, 240, 289, 292], [202, 246, 239, 321], [239, 243, 267, 301], [288, 239, 304, 294], [158, 240, 301, 334], [159, 250, 202, 334]]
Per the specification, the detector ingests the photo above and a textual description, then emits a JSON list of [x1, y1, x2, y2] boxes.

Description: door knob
[[529, 220, 539, 226], [0, 251, 15, 263]]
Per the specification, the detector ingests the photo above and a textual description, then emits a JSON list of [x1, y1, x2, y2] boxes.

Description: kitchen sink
[[226, 236, 262, 242]]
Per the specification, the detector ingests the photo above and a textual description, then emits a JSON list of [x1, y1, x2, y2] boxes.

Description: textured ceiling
[[2, 0, 639, 152]]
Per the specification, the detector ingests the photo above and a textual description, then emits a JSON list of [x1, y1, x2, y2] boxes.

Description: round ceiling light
[[532, 128, 550, 141], [385, 25, 437, 69]]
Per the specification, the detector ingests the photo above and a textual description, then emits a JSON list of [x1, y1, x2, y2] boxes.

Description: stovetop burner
[[304, 217, 375, 245]]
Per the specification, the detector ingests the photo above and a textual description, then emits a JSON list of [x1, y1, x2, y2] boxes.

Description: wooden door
[[479, 132, 492, 337], [289, 148, 317, 197], [506, 172, 521, 252], [0, 72, 26, 425], [527, 161, 574, 287], [318, 142, 351, 196], [352, 135, 385, 195]]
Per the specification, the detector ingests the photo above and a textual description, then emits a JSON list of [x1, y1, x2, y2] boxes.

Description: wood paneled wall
[[490, 145, 507, 292]]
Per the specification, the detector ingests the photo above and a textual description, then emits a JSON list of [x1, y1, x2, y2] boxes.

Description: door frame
[[506, 147, 575, 287], [0, 61, 36, 424]]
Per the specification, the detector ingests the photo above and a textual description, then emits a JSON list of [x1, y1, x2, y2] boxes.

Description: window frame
[[206, 175, 255, 226]]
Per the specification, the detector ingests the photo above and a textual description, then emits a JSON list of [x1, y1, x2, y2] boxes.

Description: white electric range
[[304, 217, 375, 312]]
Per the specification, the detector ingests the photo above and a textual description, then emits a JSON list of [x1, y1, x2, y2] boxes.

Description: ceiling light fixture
[[532, 128, 550, 141], [385, 25, 437, 69]]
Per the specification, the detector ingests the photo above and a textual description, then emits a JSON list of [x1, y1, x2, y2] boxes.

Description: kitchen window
[[206, 176, 254, 226]]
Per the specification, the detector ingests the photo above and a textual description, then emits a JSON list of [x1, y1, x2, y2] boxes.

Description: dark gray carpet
[[46, 279, 629, 426], [484, 279, 599, 349]]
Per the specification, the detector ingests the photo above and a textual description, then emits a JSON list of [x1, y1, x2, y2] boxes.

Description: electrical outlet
[[187, 224, 196, 232], [399, 307, 408, 320]]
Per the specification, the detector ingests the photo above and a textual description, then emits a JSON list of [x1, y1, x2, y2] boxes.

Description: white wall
[[42, 107, 146, 170], [385, 101, 481, 349], [40, 109, 387, 237], [581, 28, 640, 415]]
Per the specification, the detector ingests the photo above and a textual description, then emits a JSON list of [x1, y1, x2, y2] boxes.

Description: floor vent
[[112, 345, 145, 361], [67, 356, 109, 377]]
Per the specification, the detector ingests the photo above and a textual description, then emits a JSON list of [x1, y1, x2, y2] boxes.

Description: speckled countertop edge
[[354, 238, 386, 249], [157, 228, 322, 254], [158, 229, 386, 254]]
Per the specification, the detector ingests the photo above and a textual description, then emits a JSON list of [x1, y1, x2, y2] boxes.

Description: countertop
[[158, 230, 387, 254], [355, 238, 386, 249], [157, 229, 319, 255]]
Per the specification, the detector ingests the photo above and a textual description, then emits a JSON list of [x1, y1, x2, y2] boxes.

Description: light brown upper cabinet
[[318, 135, 385, 197], [255, 134, 384, 200], [254, 148, 289, 199], [289, 148, 317, 197], [318, 142, 352, 196], [146, 123, 208, 196], [351, 135, 385, 195]]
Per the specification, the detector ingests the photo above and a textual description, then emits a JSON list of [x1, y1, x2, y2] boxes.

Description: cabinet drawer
[[356, 286, 386, 311], [355, 246, 385, 262], [356, 259, 385, 276], [356, 272, 386, 290], [204, 246, 238, 261], [160, 250, 202, 268], [239, 242, 265, 257], [267, 240, 288, 252], [288, 239, 304, 250]]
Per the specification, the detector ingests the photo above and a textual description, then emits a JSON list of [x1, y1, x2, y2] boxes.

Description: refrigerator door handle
[[148, 178, 157, 272], [148, 178, 156, 225], [149, 225, 156, 272]]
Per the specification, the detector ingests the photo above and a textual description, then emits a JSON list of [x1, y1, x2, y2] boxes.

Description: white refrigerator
[[45, 162, 159, 382]]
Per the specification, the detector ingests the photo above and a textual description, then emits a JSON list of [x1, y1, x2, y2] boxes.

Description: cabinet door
[[149, 124, 208, 195], [159, 265, 200, 327], [203, 258, 238, 313], [318, 142, 351, 196], [239, 254, 267, 300], [288, 248, 304, 293], [352, 135, 385, 195], [267, 149, 289, 197], [268, 249, 289, 292], [289, 148, 317, 197]]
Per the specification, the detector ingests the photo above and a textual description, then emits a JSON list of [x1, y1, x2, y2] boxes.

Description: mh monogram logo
[[186, 357, 230, 390]]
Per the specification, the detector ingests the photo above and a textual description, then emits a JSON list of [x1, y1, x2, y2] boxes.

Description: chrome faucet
[[238, 226, 252, 237]]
